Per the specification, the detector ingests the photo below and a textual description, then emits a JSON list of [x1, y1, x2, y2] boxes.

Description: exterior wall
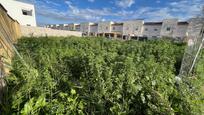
[[68, 24, 76, 31], [174, 24, 188, 39], [160, 19, 178, 37], [187, 18, 204, 38], [21, 26, 82, 37], [90, 25, 98, 33], [80, 22, 90, 33], [142, 24, 162, 38], [75, 25, 80, 31], [98, 21, 113, 33], [123, 20, 144, 36], [0, 0, 36, 26], [111, 24, 123, 33]]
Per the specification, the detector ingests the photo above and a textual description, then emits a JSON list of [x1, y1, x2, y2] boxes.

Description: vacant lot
[[1, 37, 204, 115]]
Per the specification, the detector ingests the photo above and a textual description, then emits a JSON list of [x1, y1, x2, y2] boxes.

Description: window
[[154, 28, 158, 31], [145, 28, 148, 31], [22, 9, 32, 16], [113, 27, 115, 30], [26, 24, 31, 26], [166, 27, 171, 31], [106, 27, 108, 30], [126, 27, 129, 30], [135, 28, 138, 31]]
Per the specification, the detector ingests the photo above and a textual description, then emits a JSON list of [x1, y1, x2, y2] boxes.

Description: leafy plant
[[1, 36, 203, 115]]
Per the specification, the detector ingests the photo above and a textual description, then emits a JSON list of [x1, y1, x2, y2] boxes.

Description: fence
[[0, 4, 21, 103]]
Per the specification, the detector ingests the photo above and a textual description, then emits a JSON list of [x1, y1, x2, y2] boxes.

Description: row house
[[90, 23, 98, 36], [142, 22, 162, 39], [46, 18, 204, 41], [123, 20, 144, 40]]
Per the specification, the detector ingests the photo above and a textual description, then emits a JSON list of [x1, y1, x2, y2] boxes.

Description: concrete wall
[[21, 26, 82, 37], [80, 22, 90, 33], [98, 21, 113, 33], [123, 20, 144, 36], [160, 19, 178, 37], [187, 18, 204, 38], [111, 24, 123, 33], [90, 25, 98, 33], [0, 0, 37, 26], [142, 24, 162, 38], [174, 24, 188, 39]]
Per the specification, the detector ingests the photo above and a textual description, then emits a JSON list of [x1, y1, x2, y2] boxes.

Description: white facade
[[98, 21, 114, 33], [123, 20, 144, 36], [143, 22, 162, 38], [0, 0, 36, 26], [160, 19, 178, 37], [90, 24, 98, 33], [111, 23, 123, 33], [80, 22, 91, 33], [174, 22, 188, 39]]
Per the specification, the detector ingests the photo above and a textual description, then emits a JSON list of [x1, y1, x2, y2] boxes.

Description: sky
[[17, 0, 204, 26]]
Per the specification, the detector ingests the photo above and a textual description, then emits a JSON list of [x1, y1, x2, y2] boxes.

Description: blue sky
[[18, 0, 204, 26]]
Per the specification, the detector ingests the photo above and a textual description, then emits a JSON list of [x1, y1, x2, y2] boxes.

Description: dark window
[[26, 24, 31, 26], [22, 9, 32, 16], [106, 27, 108, 30], [154, 28, 158, 31], [113, 27, 115, 30], [166, 27, 171, 31], [145, 28, 148, 31], [135, 28, 138, 31]]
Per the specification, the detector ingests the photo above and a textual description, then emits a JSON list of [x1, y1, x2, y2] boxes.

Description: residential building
[[174, 22, 189, 41], [123, 20, 144, 39], [0, 0, 37, 26], [90, 23, 98, 36], [160, 19, 178, 38], [45, 18, 203, 41], [143, 22, 162, 39]]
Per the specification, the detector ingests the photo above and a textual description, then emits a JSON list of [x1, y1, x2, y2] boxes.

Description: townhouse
[[45, 18, 204, 41]]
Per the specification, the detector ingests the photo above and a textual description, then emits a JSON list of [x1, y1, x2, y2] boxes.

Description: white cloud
[[27, 0, 204, 25], [116, 0, 135, 9]]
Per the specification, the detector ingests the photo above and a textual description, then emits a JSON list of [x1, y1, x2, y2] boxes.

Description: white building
[[143, 22, 162, 39], [123, 20, 144, 37], [160, 19, 178, 38], [0, 0, 37, 26]]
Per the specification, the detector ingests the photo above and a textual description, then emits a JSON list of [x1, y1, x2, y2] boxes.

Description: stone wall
[[21, 26, 82, 37]]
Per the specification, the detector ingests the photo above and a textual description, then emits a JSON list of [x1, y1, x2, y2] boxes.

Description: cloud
[[88, 0, 95, 3], [18, 0, 204, 25], [115, 0, 135, 9]]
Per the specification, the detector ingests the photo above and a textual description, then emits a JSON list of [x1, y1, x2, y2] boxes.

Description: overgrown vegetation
[[1, 37, 204, 114]]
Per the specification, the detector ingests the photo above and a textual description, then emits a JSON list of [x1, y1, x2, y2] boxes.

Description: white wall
[[174, 24, 188, 38], [21, 26, 82, 37], [160, 19, 178, 37], [142, 24, 162, 38], [123, 20, 144, 36], [111, 24, 123, 33], [80, 22, 90, 33], [90, 25, 98, 33], [0, 0, 36, 26], [98, 21, 113, 33]]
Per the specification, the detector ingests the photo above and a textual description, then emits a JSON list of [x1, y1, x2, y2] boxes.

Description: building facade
[[0, 0, 37, 26], [46, 18, 204, 41]]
